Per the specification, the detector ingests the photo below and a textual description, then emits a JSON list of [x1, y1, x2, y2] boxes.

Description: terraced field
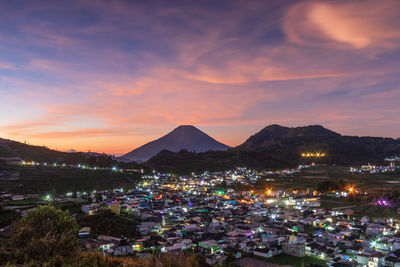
[[0, 165, 141, 194]]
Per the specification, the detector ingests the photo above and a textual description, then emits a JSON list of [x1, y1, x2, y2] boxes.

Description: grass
[[320, 197, 361, 209], [353, 205, 400, 220], [1, 165, 141, 194], [3, 199, 39, 206], [320, 196, 400, 220], [254, 253, 326, 267], [254, 165, 400, 192]]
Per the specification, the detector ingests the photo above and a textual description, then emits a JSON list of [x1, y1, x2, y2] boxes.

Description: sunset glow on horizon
[[1, 0, 400, 154]]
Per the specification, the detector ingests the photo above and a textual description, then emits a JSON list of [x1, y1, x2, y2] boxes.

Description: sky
[[0, 0, 400, 155]]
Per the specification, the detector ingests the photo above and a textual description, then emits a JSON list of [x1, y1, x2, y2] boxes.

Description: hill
[[2, 124, 399, 174], [146, 149, 289, 174], [119, 125, 230, 162], [239, 124, 400, 165], [0, 138, 114, 167], [146, 125, 400, 173]]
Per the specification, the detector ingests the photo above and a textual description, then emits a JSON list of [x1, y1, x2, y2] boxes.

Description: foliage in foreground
[[0, 205, 203, 267], [69, 251, 202, 267], [1, 205, 79, 266]]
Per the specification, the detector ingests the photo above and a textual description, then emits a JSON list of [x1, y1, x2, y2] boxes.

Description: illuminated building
[[282, 234, 305, 257], [301, 152, 326, 158]]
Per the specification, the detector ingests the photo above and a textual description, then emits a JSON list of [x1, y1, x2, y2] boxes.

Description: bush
[[5, 205, 79, 266], [1, 205, 203, 267], [72, 251, 203, 267]]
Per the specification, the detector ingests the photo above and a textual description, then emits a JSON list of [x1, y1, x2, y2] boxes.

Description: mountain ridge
[[119, 125, 231, 162], [146, 124, 400, 173], [2, 124, 399, 173]]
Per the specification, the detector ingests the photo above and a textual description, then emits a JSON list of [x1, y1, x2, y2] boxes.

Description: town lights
[[301, 152, 326, 158], [377, 200, 389, 206], [345, 185, 356, 194], [265, 188, 272, 196]]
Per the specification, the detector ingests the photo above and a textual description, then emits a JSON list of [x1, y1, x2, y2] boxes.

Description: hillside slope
[[119, 125, 230, 162], [146, 125, 400, 173], [0, 138, 113, 166]]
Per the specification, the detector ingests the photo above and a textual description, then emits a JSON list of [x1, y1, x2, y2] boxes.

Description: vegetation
[[1, 205, 80, 266], [147, 125, 400, 174], [71, 251, 203, 267], [0, 137, 113, 166], [77, 209, 140, 238], [147, 149, 288, 174], [1, 165, 141, 194], [0, 209, 20, 228], [252, 253, 326, 267], [0, 205, 204, 266], [2, 124, 400, 175]]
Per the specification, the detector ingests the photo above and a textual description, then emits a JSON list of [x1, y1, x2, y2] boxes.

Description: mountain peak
[[239, 124, 341, 149], [176, 125, 196, 128], [262, 124, 326, 131], [119, 125, 230, 162], [264, 124, 284, 128], [173, 125, 199, 132], [260, 124, 337, 135]]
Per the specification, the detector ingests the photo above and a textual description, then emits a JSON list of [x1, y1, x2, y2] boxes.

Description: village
[[2, 165, 400, 267], [77, 171, 400, 267]]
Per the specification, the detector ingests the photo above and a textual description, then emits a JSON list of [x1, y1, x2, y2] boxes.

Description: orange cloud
[[1, 1, 400, 154]]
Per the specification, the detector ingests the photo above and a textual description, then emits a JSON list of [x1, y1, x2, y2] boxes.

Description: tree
[[7, 205, 79, 265]]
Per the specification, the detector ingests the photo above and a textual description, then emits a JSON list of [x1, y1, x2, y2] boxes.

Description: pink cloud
[[1, 1, 400, 154], [0, 61, 17, 70], [284, 0, 400, 49]]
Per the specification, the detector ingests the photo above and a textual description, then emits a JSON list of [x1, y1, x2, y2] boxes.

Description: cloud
[[1, 0, 400, 153], [284, 0, 400, 49], [0, 61, 17, 70]]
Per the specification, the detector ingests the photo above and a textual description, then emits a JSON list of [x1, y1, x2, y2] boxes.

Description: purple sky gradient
[[0, 0, 399, 154]]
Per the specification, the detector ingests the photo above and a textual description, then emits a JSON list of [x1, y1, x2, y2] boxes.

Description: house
[[356, 254, 369, 266], [368, 252, 385, 267], [81, 204, 99, 215], [163, 243, 185, 252], [253, 248, 280, 258], [282, 234, 306, 257], [137, 221, 158, 235], [366, 224, 385, 236], [111, 236, 133, 256], [78, 227, 91, 238], [385, 255, 400, 267], [198, 240, 220, 253]]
